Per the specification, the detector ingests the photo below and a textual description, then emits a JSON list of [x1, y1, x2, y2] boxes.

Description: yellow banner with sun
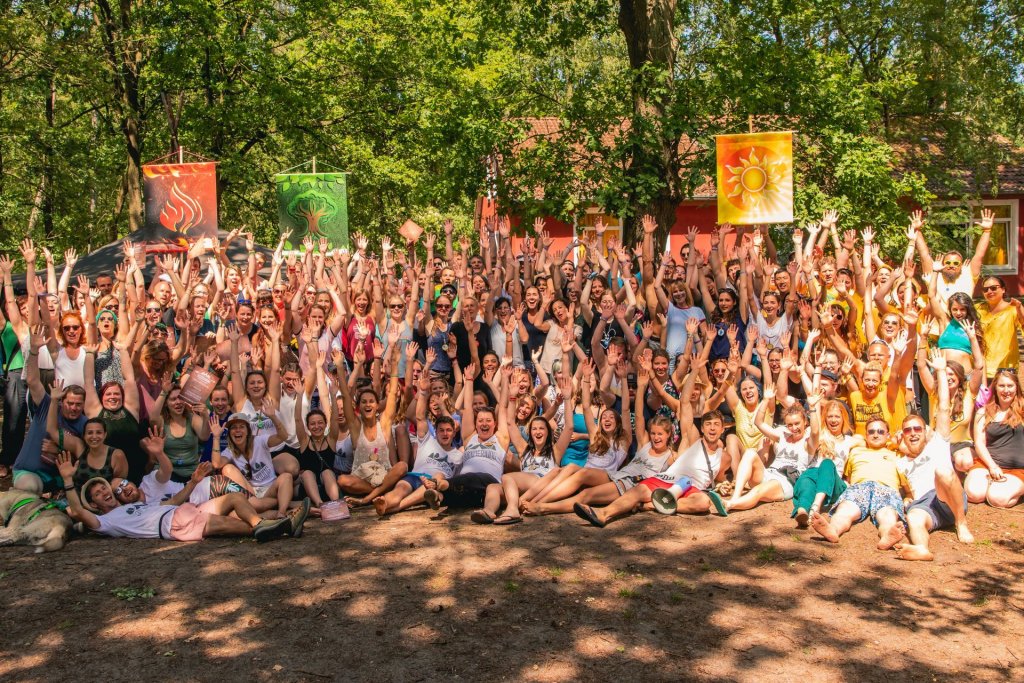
[[716, 131, 793, 225]]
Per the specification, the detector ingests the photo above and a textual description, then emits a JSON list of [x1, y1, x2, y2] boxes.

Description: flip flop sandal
[[705, 490, 729, 517], [471, 510, 496, 524], [493, 515, 523, 526], [573, 503, 605, 528]]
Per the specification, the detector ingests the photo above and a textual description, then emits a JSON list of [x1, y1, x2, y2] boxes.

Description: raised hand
[[929, 347, 947, 372], [49, 378, 66, 400], [978, 208, 995, 231], [821, 209, 839, 231], [0, 254, 13, 276], [20, 238, 37, 265], [56, 450, 76, 481], [641, 214, 657, 235], [908, 210, 924, 239], [191, 461, 213, 484]]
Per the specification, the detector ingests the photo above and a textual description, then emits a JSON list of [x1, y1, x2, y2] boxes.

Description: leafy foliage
[[0, 0, 1020, 261]]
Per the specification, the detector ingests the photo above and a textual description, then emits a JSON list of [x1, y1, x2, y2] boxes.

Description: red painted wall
[[499, 196, 1023, 294]]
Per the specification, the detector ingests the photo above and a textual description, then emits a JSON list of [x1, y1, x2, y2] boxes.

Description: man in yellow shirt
[[849, 356, 912, 437], [811, 417, 911, 550]]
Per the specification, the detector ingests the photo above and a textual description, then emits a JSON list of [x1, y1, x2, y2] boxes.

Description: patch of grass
[[112, 587, 155, 601], [972, 596, 989, 607], [611, 570, 627, 580], [756, 543, 777, 564], [791, 533, 803, 542], [697, 562, 714, 572], [504, 581, 520, 593], [57, 619, 73, 630], [615, 645, 626, 652], [673, 579, 695, 591], [618, 588, 639, 599], [976, 539, 993, 547], [669, 592, 685, 604], [548, 567, 564, 577], [621, 608, 637, 621]]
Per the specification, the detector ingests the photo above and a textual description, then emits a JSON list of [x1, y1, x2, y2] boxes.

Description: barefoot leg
[[875, 508, 906, 550]]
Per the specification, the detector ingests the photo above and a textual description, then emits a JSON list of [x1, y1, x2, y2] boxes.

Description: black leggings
[[444, 473, 499, 509]]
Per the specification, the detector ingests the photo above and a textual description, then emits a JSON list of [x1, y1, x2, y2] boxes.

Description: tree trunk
[[617, 0, 681, 250], [94, 0, 145, 234], [43, 75, 55, 241]]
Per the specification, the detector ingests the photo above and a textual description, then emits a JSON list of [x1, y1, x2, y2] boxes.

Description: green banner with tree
[[275, 172, 349, 248]]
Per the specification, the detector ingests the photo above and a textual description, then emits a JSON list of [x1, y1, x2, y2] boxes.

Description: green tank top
[[73, 446, 115, 490], [1, 322, 24, 372], [165, 418, 200, 479]]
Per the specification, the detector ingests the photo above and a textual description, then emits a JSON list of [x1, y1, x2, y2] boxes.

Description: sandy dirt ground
[[1, 497, 1023, 683]]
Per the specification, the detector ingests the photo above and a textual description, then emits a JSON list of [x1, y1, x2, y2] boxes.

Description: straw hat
[[80, 477, 114, 513]]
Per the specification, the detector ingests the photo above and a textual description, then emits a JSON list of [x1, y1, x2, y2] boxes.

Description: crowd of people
[[1, 210, 1022, 557]]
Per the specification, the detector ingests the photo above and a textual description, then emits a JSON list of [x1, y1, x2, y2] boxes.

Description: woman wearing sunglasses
[[50, 310, 88, 391], [976, 277, 1024, 379], [966, 369, 1024, 509]]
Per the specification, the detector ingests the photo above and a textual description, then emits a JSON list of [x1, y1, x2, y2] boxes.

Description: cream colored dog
[[0, 489, 73, 553]]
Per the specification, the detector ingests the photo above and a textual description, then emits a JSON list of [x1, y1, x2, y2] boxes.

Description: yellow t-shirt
[[844, 446, 908, 491], [849, 385, 906, 437], [978, 302, 1021, 378]]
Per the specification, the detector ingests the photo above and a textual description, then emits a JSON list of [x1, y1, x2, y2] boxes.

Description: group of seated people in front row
[[1, 208, 1022, 559]]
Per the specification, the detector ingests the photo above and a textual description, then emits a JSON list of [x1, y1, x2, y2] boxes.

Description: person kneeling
[[57, 452, 307, 542]]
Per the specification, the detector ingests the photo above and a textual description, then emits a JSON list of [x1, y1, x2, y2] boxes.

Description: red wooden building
[[478, 117, 1024, 294]]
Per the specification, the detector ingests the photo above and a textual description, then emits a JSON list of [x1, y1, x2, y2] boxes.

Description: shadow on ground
[[1, 502, 1023, 682]]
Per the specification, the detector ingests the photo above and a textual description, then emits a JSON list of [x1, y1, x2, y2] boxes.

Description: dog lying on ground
[[0, 489, 73, 552]]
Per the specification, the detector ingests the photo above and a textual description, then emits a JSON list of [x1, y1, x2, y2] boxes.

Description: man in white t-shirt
[[892, 353, 973, 561], [57, 452, 305, 543], [574, 411, 729, 527]]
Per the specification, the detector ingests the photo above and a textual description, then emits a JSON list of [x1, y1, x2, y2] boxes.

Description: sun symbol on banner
[[724, 148, 786, 208]]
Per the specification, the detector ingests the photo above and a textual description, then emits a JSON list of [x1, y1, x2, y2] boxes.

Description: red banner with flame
[[142, 162, 218, 242]]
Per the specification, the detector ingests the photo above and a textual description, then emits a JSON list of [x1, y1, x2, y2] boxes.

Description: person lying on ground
[[57, 452, 306, 542]]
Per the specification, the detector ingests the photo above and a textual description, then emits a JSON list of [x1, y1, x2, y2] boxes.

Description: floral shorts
[[832, 481, 906, 526]]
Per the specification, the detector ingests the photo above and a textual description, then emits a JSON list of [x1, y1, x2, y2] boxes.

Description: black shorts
[[443, 473, 499, 509]]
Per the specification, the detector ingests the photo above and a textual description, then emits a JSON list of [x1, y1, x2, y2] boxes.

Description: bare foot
[[877, 521, 906, 550], [373, 497, 388, 517], [810, 511, 839, 543], [955, 522, 975, 544], [521, 500, 542, 516], [794, 508, 809, 529], [894, 543, 934, 561], [309, 507, 322, 518]]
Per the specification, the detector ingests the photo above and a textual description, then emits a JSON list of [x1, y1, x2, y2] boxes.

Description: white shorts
[[762, 468, 795, 499], [253, 484, 271, 498]]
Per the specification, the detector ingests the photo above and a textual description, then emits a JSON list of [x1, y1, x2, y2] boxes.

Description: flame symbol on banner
[[159, 182, 204, 233]]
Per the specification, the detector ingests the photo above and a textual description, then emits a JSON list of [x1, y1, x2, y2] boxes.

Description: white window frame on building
[[938, 198, 1019, 277]]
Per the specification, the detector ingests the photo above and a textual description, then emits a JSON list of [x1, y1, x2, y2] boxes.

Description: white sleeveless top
[[352, 422, 390, 472], [586, 442, 628, 471], [54, 346, 86, 390], [459, 433, 506, 479]]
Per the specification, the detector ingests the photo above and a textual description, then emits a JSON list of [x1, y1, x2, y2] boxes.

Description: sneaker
[[650, 488, 678, 515], [289, 498, 311, 538], [253, 516, 291, 543]]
